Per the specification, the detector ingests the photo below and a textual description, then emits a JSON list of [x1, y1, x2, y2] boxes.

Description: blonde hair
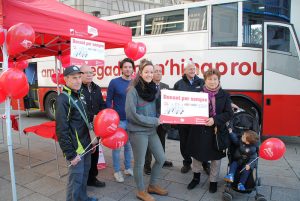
[[244, 130, 259, 145]]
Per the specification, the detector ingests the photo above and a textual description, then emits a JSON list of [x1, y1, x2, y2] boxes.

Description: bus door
[[24, 62, 39, 112], [262, 22, 300, 136]]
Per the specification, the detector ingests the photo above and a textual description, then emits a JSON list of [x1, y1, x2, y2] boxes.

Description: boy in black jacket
[[224, 130, 259, 191]]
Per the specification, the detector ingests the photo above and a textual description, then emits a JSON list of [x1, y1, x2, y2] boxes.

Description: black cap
[[63, 65, 83, 76]]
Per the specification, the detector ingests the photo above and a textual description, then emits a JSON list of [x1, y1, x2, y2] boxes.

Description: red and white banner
[[71, 37, 105, 66], [160, 90, 209, 125]]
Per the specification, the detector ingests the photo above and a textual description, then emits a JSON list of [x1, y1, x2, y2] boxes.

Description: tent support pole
[[2, 30, 18, 201]]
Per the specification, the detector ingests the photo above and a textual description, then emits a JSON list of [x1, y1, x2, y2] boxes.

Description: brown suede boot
[[147, 185, 168, 196], [136, 191, 155, 201]]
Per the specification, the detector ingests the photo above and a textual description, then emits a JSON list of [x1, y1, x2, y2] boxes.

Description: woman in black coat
[[186, 68, 233, 193]]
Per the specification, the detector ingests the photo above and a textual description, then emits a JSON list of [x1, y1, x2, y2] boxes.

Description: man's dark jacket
[[56, 86, 91, 161], [173, 74, 204, 92], [81, 82, 106, 122]]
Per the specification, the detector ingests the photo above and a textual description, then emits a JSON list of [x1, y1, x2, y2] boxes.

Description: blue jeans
[[229, 161, 251, 185], [112, 120, 132, 172], [66, 152, 91, 201]]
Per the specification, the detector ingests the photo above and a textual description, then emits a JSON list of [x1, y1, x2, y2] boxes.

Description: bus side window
[[111, 16, 141, 37], [211, 3, 238, 47], [188, 6, 207, 31], [145, 10, 184, 35]]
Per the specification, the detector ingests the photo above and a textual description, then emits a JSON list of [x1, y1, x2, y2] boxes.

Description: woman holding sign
[[125, 59, 167, 201], [187, 68, 233, 193]]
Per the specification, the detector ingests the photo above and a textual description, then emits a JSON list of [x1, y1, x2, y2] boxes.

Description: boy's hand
[[245, 164, 250, 170]]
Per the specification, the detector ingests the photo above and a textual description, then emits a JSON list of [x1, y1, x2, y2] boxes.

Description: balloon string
[[68, 139, 102, 167], [82, 137, 97, 154], [239, 157, 259, 173]]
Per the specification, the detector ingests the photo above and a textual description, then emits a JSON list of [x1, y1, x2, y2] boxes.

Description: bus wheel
[[45, 92, 57, 120], [231, 97, 261, 124]]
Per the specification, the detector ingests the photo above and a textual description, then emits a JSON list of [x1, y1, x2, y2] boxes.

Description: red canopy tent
[[0, 0, 132, 61], [0, 1, 132, 200]]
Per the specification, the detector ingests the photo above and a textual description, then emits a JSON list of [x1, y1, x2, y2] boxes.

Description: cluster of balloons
[[94, 109, 128, 149], [0, 23, 35, 103], [124, 41, 146, 61], [259, 138, 286, 160]]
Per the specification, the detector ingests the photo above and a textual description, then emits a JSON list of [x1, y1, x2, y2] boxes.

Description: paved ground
[[0, 108, 300, 201]]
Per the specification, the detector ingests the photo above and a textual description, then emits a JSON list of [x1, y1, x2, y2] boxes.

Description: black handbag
[[214, 126, 230, 151]]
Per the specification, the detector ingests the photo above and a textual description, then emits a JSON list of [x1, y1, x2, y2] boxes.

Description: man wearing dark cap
[[56, 65, 98, 201]]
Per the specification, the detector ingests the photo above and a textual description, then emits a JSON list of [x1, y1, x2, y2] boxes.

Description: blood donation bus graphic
[[12, 0, 300, 137]]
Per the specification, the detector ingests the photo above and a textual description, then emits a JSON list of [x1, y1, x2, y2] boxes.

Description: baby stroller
[[222, 108, 266, 201]]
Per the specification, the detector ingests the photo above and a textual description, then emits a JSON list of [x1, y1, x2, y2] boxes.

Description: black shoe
[[87, 179, 106, 188], [187, 179, 200, 190], [163, 161, 173, 167], [181, 165, 191, 173], [202, 162, 210, 175], [209, 182, 217, 193], [144, 166, 151, 175], [187, 172, 201, 190]]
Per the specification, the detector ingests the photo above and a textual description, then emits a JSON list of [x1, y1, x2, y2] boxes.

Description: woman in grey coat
[[125, 59, 167, 201]]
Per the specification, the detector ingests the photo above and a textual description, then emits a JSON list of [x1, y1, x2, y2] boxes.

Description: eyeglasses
[[82, 71, 94, 75]]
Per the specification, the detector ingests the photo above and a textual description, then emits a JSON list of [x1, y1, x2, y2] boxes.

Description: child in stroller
[[224, 130, 259, 191], [222, 109, 266, 201]]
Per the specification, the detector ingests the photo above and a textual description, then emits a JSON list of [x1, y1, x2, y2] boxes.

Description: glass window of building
[[145, 10, 184, 35], [243, 13, 263, 47], [111, 16, 141, 37], [211, 3, 238, 47], [188, 7, 207, 31]]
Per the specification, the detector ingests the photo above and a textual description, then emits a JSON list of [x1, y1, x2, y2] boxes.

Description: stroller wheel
[[255, 194, 266, 201], [222, 192, 233, 201]]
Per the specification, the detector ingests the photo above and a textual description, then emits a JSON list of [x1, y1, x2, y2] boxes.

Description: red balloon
[[0, 88, 6, 103], [124, 41, 146, 61], [101, 128, 128, 150], [16, 60, 29, 70], [51, 73, 66, 85], [8, 61, 16, 68], [0, 68, 28, 98], [6, 23, 35, 56], [12, 82, 29, 99], [259, 138, 286, 160], [59, 55, 70, 68], [0, 27, 5, 46], [94, 109, 120, 138]]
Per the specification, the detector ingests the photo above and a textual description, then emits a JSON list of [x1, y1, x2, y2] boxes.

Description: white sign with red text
[[71, 37, 105, 66], [160, 90, 209, 125]]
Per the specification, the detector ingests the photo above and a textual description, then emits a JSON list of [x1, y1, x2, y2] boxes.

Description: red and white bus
[[13, 0, 300, 137]]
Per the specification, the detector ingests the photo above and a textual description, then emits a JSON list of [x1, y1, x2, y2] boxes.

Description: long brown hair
[[128, 59, 154, 90]]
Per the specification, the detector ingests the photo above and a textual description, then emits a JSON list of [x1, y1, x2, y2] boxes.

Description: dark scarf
[[135, 79, 157, 102], [203, 85, 221, 117]]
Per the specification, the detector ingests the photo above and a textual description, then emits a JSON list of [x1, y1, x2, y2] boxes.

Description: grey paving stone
[[270, 186, 300, 201], [0, 181, 34, 200], [3, 168, 44, 185], [0, 151, 41, 168], [49, 189, 66, 201], [88, 180, 135, 200], [26, 176, 66, 197], [19, 192, 55, 201], [0, 159, 22, 177], [167, 182, 206, 201], [261, 175, 300, 189]]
